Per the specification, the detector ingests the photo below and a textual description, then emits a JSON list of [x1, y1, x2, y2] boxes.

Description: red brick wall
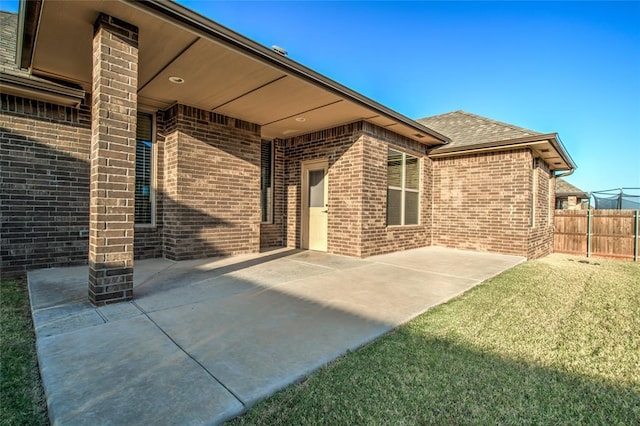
[[162, 104, 261, 260], [431, 149, 533, 256], [1, 94, 92, 277], [360, 122, 432, 256], [0, 94, 91, 277], [281, 121, 432, 257], [283, 122, 365, 256], [527, 162, 554, 259], [88, 13, 139, 303]]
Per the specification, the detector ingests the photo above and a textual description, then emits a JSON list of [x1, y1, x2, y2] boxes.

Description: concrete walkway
[[28, 247, 524, 425]]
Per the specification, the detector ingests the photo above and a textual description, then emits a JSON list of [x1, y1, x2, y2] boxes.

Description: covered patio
[[29, 246, 524, 425]]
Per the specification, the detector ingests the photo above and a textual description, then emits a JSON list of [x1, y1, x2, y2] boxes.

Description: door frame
[[301, 158, 329, 250]]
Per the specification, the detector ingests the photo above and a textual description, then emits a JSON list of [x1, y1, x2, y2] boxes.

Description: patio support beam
[[88, 13, 139, 305]]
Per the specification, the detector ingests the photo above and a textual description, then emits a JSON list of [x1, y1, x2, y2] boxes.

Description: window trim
[[531, 160, 538, 228], [135, 110, 156, 229], [260, 139, 274, 224], [387, 148, 421, 227]]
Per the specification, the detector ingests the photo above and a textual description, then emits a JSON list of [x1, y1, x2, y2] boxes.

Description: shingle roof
[[417, 110, 541, 151], [555, 178, 587, 197]]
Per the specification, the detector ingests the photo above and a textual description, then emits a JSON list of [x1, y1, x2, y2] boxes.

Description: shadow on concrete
[[28, 247, 526, 425], [29, 251, 388, 425]]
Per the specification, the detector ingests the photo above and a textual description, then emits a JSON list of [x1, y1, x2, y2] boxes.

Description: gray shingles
[[417, 110, 542, 151], [555, 178, 587, 196]]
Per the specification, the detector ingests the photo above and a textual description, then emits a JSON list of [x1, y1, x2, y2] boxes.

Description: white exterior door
[[301, 159, 328, 251]]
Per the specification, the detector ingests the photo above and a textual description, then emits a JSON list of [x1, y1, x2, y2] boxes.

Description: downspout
[[554, 169, 575, 179]]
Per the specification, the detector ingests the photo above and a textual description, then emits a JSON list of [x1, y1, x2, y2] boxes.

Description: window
[[260, 140, 274, 223], [531, 164, 538, 227], [387, 148, 419, 226], [135, 112, 154, 225]]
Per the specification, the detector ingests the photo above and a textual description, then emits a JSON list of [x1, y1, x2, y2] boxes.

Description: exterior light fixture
[[295, 117, 306, 122], [169, 76, 185, 84]]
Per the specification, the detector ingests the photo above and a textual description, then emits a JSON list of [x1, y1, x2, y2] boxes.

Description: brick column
[[88, 14, 139, 304]]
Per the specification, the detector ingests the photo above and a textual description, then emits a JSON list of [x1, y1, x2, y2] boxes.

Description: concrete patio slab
[[37, 315, 243, 426], [28, 246, 524, 425], [148, 289, 386, 406]]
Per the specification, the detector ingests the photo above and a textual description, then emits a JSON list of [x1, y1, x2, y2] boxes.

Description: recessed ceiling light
[[169, 76, 185, 84], [295, 117, 306, 122]]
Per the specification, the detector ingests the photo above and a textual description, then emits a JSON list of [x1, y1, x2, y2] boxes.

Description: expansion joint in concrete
[[131, 301, 247, 407]]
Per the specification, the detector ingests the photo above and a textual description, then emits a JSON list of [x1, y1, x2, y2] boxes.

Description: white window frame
[[135, 110, 156, 228], [387, 148, 420, 227]]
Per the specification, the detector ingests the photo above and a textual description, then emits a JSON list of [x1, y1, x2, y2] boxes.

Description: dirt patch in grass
[[1, 278, 48, 426], [230, 254, 640, 425]]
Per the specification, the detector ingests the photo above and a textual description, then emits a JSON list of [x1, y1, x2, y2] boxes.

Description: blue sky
[[176, 1, 639, 193], [3, 1, 639, 192]]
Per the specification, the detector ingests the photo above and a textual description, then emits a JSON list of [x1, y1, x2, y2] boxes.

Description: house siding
[[431, 149, 533, 257], [281, 121, 432, 257], [360, 122, 432, 257], [1, 94, 92, 278], [2, 90, 556, 280], [162, 104, 262, 260], [527, 162, 554, 259], [283, 122, 365, 256]]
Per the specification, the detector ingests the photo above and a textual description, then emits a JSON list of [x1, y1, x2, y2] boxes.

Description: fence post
[[635, 210, 639, 262], [586, 209, 592, 258]]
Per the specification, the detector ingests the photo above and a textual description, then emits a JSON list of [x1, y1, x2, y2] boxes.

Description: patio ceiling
[[22, 0, 448, 144]]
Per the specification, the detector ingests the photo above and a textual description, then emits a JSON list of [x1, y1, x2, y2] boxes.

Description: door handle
[[321, 210, 328, 213]]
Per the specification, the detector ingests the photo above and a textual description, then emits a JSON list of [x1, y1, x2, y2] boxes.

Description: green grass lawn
[[0, 278, 48, 426], [231, 254, 640, 425]]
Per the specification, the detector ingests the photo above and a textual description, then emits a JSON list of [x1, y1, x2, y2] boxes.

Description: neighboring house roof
[[555, 178, 588, 198], [418, 110, 576, 172], [14, 1, 448, 145]]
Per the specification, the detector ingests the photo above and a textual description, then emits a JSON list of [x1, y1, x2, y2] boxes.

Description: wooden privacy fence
[[554, 209, 640, 261]]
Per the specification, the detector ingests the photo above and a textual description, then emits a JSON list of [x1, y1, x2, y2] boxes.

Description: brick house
[[0, 1, 575, 304], [555, 178, 589, 210], [418, 111, 575, 259]]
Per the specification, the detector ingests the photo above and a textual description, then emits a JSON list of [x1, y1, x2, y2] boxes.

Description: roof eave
[[429, 132, 576, 171], [126, 0, 450, 145], [550, 132, 577, 171], [17, 0, 41, 70], [0, 72, 85, 107]]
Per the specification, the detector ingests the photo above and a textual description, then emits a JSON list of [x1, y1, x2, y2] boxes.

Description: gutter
[[554, 169, 575, 178], [0, 72, 85, 107], [17, 0, 42, 70], [429, 132, 577, 171], [125, 0, 450, 145], [551, 133, 577, 175]]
